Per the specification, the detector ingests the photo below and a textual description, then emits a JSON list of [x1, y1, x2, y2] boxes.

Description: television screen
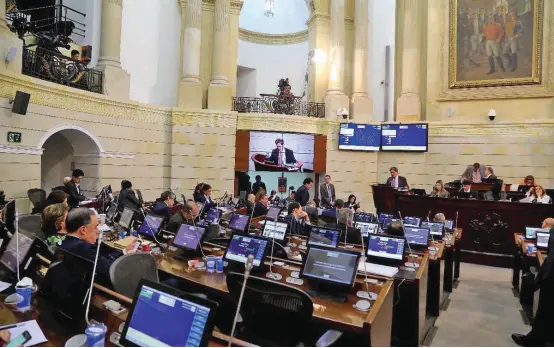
[[338, 123, 381, 151], [249, 131, 314, 172], [381, 123, 428, 152]]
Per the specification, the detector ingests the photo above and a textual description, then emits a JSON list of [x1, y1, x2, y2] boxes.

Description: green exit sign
[[7, 132, 22, 143]]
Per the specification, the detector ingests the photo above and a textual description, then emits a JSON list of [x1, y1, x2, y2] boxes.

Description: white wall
[[368, 0, 396, 122], [236, 66, 257, 97], [238, 40, 308, 97], [120, 0, 181, 107], [41, 133, 73, 191]]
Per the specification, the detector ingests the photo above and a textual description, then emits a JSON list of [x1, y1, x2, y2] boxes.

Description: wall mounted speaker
[[11, 91, 30, 115], [5, 47, 17, 63]]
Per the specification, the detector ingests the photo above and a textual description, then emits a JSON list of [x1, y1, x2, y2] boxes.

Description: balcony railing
[[22, 48, 103, 94], [232, 95, 325, 118]]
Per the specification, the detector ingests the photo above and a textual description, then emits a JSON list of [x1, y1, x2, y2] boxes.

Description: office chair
[[226, 272, 343, 347], [109, 253, 159, 298], [27, 188, 46, 209], [17, 214, 42, 238], [51, 186, 66, 192]]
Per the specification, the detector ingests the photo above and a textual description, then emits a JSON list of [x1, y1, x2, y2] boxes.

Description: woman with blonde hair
[[41, 203, 68, 246], [430, 180, 450, 198], [520, 185, 552, 204]]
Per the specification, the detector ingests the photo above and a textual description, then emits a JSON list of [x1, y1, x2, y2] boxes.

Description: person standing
[[295, 178, 313, 207], [252, 175, 266, 195], [65, 169, 87, 209], [319, 174, 336, 207], [503, 11, 523, 72], [484, 15, 505, 74], [386, 167, 408, 189]]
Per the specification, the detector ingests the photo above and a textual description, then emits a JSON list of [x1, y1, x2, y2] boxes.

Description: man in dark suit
[[267, 138, 303, 168], [65, 169, 87, 209], [252, 175, 267, 195], [295, 178, 313, 207], [284, 202, 310, 236], [385, 167, 408, 189], [319, 174, 336, 207], [458, 181, 478, 199], [512, 226, 554, 346], [152, 191, 175, 219], [253, 194, 269, 218], [60, 208, 137, 277], [484, 166, 497, 180], [118, 180, 141, 212]]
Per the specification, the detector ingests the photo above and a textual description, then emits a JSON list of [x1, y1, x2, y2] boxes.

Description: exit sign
[[7, 132, 21, 143]]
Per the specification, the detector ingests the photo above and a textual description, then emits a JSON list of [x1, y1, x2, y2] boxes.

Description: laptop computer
[[536, 231, 550, 250], [120, 279, 218, 347], [525, 227, 550, 240]]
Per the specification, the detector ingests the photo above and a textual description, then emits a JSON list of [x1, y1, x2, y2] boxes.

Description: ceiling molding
[[238, 28, 308, 45]]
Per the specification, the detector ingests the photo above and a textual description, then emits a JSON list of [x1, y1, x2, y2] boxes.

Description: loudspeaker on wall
[[11, 91, 30, 115]]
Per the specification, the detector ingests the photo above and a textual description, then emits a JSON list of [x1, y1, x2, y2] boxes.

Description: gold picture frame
[[449, 0, 543, 89]]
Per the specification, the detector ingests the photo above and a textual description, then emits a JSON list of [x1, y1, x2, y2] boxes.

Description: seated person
[[345, 194, 361, 211], [484, 166, 497, 180], [520, 185, 552, 204], [484, 180, 507, 201], [42, 203, 68, 246], [268, 190, 278, 202], [284, 191, 296, 205], [462, 163, 485, 183], [458, 180, 478, 199], [193, 182, 205, 203], [117, 180, 141, 212], [430, 180, 450, 198], [166, 200, 200, 233], [32, 190, 68, 214], [267, 138, 303, 168], [61, 208, 137, 277], [284, 202, 310, 235], [152, 191, 176, 219], [386, 221, 405, 238], [321, 199, 344, 219], [434, 213, 454, 232], [305, 200, 319, 224], [321, 199, 353, 226], [246, 194, 256, 215], [195, 184, 217, 211], [253, 194, 269, 218]]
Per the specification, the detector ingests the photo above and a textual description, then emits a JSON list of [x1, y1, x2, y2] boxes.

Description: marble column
[[324, 0, 349, 120], [208, 0, 232, 110], [95, 0, 130, 100], [350, 0, 372, 121], [396, 0, 421, 121], [178, 0, 203, 108], [0, 0, 22, 74]]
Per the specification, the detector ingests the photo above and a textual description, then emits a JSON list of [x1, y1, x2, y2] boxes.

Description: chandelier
[[264, 0, 275, 17]]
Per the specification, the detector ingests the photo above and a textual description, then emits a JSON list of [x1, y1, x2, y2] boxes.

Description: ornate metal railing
[[232, 95, 325, 118], [22, 48, 103, 94]]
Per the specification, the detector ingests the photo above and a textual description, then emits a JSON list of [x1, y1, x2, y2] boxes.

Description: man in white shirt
[[385, 167, 408, 189]]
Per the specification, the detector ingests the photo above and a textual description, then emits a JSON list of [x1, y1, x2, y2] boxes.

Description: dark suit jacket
[[268, 148, 297, 165], [166, 211, 186, 234], [118, 188, 141, 212], [458, 189, 478, 199], [196, 195, 216, 211], [252, 182, 266, 195], [319, 183, 336, 206], [60, 235, 119, 277], [65, 181, 86, 208], [484, 174, 498, 180], [295, 185, 310, 207], [305, 206, 319, 223], [385, 176, 408, 188], [152, 201, 171, 219], [284, 215, 309, 236], [253, 202, 268, 218]]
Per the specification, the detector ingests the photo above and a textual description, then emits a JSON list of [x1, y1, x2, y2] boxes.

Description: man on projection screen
[[267, 138, 303, 169]]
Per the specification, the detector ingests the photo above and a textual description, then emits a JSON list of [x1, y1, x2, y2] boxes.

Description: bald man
[[166, 200, 199, 233], [542, 218, 554, 229]]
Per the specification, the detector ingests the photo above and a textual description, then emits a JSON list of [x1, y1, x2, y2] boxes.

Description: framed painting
[[449, 0, 543, 88]]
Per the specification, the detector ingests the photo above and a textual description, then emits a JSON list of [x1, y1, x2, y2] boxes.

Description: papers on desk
[[98, 224, 111, 233], [79, 198, 98, 205], [7, 320, 47, 347]]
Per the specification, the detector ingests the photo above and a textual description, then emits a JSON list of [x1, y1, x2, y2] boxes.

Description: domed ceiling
[[239, 0, 310, 35]]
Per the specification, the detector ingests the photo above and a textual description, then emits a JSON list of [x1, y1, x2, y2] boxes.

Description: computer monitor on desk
[[119, 207, 135, 230], [172, 224, 206, 254], [355, 222, 379, 237], [403, 216, 421, 227], [0, 232, 34, 274], [366, 234, 406, 266], [536, 232, 550, 249], [262, 220, 288, 242], [120, 279, 218, 347], [300, 246, 361, 301], [354, 212, 374, 223], [307, 227, 340, 248], [228, 214, 251, 234], [421, 222, 444, 239], [404, 227, 430, 248], [265, 206, 281, 221], [137, 214, 165, 238], [223, 233, 269, 271], [205, 208, 221, 224], [525, 227, 549, 240]]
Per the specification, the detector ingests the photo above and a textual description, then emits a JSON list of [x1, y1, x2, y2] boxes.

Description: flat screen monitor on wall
[[249, 131, 314, 172], [380, 123, 428, 152], [338, 123, 381, 151]]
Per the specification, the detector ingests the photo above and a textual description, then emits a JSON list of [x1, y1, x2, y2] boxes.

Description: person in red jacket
[[483, 15, 505, 74]]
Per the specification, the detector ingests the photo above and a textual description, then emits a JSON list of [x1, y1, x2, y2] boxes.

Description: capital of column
[[184, 0, 202, 28], [214, 0, 230, 33], [98, 0, 124, 68]]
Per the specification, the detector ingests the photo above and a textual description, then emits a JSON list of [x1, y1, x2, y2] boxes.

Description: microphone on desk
[[84, 229, 105, 327], [455, 211, 459, 231], [14, 209, 20, 283], [229, 254, 254, 347], [426, 210, 431, 222], [246, 205, 255, 234]]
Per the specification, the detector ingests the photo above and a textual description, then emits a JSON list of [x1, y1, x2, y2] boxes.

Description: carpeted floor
[[429, 262, 528, 347]]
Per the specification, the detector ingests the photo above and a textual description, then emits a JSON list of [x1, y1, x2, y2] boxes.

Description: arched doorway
[[39, 125, 103, 195]]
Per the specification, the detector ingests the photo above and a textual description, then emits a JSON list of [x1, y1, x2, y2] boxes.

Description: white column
[[208, 0, 232, 110], [350, 0, 372, 121], [95, 0, 130, 100], [324, 0, 349, 119], [210, 0, 230, 85], [396, 0, 421, 121], [178, 0, 203, 108]]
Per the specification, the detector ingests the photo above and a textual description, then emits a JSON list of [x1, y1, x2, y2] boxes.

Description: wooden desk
[[373, 186, 554, 267], [445, 183, 512, 195], [425, 241, 445, 318]]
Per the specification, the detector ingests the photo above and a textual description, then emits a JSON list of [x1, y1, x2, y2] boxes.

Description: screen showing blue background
[[404, 227, 430, 246], [225, 235, 268, 267], [126, 285, 211, 347], [229, 214, 250, 232], [367, 235, 405, 260], [206, 209, 220, 223], [173, 225, 205, 250], [338, 123, 381, 151], [138, 215, 164, 237], [381, 124, 428, 151], [308, 228, 339, 247]]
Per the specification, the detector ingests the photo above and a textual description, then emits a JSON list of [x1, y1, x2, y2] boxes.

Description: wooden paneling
[[313, 135, 327, 174], [235, 130, 250, 171]]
